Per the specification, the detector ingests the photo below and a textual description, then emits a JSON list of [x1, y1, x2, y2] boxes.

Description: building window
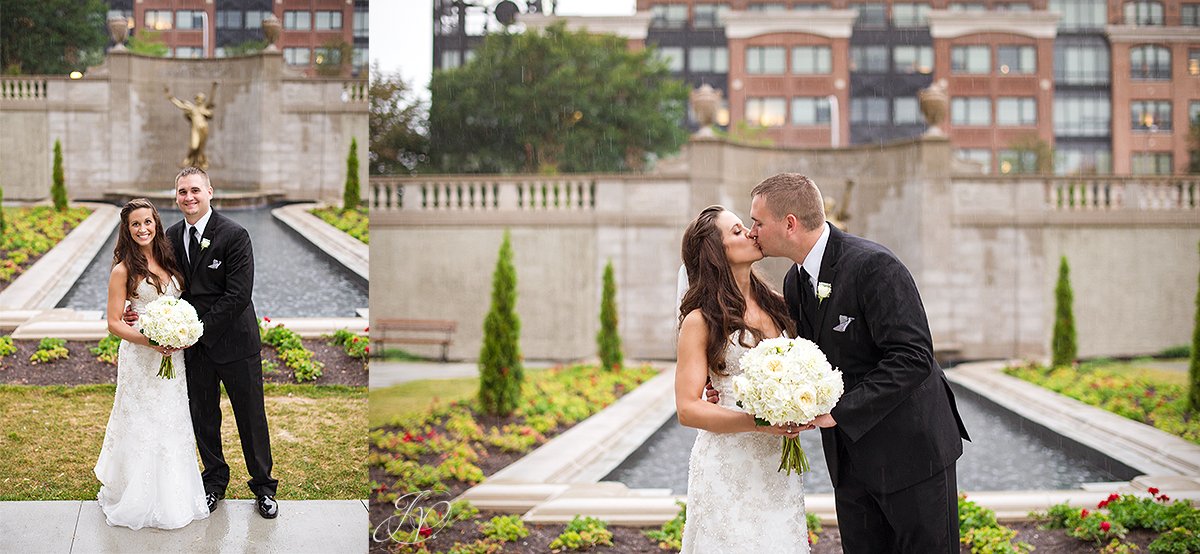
[[215, 10, 242, 29], [315, 47, 342, 66], [353, 47, 368, 70], [655, 46, 685, 72], [949, 2, 987, 11], [792, 46, 832, 74], [852, 3, 887, 27], [851, 97, 888, 125], [246, 11, 270, 29], [997, 46, 1035, 74], [650, 5, 688, 28], [354, 9, 368, 38], [957, 149, 992, 173], [1054, 95, 1111, 136], [746, 97, 787, 127], [1191, 101, 1200, 124], [748, 3, 788, 10], [747, 47, 786, 74], [996, 97, 1036, 126], [893, 97, 921, 125], [850, 45, 888, 73], [284, 47, 311, 66], [998, 149, 1039, 174], [1048, 0, 1107, 29], [951, 97, 992, 126], [792, 97, 832, 125], [1130, 45, 1171, 80], [1189, 49, 1200, 76], [951, 46, 990, 74], [793, 2, 830, 9], [1123, 1, 1163, 25], [694, 4, 728, 28], [284, 11, 312, 31], [176, 10, 204, 30], [894, 45, 933, 74], [1184, 4, 1200, 25], [892, 3, 930, 27], [690, 46, 729, 72], [1056, 44, 1109, 84], [1055, 147, 1112, 175], [1131, 152, 1172, 174], [145, 10, 172, 30], [1131, 100, 1172, 131], [995, 2, 1032, 10], [174, 46, 203, 59], [315, 11, 342, 30]]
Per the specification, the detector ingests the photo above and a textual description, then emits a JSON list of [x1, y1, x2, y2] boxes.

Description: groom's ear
[[784, 214, 798, 233]]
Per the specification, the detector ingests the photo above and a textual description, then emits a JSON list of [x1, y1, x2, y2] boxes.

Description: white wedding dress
[[681, 331, 809, 553], [94, 277, 209, 530]]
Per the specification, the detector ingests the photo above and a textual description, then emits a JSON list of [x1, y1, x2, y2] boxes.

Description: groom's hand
[[810, 413, 837, 428], [122, 306, 139, 325], [704, 379, 720, 404]]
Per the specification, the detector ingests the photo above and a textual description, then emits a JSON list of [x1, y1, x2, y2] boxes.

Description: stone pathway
[[0, 499, 366, 553]]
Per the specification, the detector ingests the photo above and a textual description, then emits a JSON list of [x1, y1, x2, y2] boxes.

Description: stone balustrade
[[1044, 176, 1199, 211], [369, 176, 597, 212], [0, 78, 49, 101]]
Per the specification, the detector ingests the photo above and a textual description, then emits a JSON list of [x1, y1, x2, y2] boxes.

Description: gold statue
[[825, 179, 854, 231], [165, 83, 217, 169]]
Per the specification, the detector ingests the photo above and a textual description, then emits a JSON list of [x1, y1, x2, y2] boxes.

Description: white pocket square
[[833, 315, 854, 332], [208, 260, 222, 270]]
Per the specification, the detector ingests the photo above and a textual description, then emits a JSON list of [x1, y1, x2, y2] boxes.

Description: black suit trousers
[[835, 446, 960, 554], [185, 346, 278, 497]]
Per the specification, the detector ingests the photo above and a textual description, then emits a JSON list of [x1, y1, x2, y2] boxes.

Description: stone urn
[[918, 81, 948, 137], [262, 14, 282, 51], [689, 84, 722, 138], [107, 16, 129, 51]]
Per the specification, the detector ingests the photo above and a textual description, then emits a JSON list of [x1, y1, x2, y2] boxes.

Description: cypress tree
[[0, 186, 6, 237], [343, 137, 360, 211], [1188, 241, 1200, 412], [51, 140, 67, 211], [1051, 256, 1077, 368], [479, 230, 523, 416], [597, 260, 623, 371]]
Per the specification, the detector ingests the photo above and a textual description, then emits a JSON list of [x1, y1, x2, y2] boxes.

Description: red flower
[[1098, 500, 1109, 509], [418, 526, 433, 538], [1080, 509, 1089, 518], [352, 336, 359, 343], [364, 326, 370, 332], [365, 346, 371, 352], [1158, 494, 1170, 502], [1108, 493, 1120, 501], [264, 317, 271, 323], [1101, 521, 1111, 532], [1148, 487, 1160, 495]]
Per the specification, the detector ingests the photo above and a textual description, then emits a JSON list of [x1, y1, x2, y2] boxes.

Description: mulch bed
[[0, 338, 367, 386]]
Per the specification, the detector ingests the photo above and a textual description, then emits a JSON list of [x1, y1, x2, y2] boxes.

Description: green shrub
[[961, 495, 1031, 553], [0, 335, 15, 358], [644, 501, 685, 550], [328, 328, 368, 360], [478, 231, 522, 416], [343, 137, 360, 211], [1, 185, 7, 236], [446, 540, 503, 554], [90, 334, 120, 365], [1052, 256, 1077, 368], [1159, 345, 1190, 359], [597, 259, 623, 371], [1150, 527, 1200, 554], [51, 140, 67, 211], [807, 512, 822, 544], [30, 337, 68, 364], [479, 515, 528, 543], [1190, 241, 1200, 412], [261, 321, 324, 382], [548, 516, 613, 551]]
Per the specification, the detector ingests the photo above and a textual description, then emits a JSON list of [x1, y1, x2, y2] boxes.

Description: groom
[[132, 167, 279, 518], [747, 173, 969, 552]]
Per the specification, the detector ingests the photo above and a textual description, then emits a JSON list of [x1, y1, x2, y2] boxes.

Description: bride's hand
[[757, 422, 815, 436]]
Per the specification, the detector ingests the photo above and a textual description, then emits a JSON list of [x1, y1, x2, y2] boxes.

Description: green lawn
[[369, 377, 478, 428], [0, 384, 367, 500]]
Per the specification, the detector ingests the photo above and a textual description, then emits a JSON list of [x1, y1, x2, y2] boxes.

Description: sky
[[370, 0, 636, 95]]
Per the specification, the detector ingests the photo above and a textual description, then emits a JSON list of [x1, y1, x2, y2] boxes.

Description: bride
[[676, 205, 811, 553], [94, 198, 209, 529]]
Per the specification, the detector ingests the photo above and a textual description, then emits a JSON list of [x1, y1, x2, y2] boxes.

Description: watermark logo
[[372, 490, 455, 545]]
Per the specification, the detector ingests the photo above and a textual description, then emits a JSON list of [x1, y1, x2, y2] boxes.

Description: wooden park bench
[[372, 318, 457, 361]]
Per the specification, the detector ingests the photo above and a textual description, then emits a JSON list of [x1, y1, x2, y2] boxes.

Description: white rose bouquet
[[139, 297, 204, 379], [732, 336, 843, 474]]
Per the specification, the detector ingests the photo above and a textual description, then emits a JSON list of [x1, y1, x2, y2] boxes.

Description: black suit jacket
[[168, 210, 262, 365], [785, 224, 969, 494]]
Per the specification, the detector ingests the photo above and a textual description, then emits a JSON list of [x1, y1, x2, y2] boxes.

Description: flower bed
[[311, 206, 368, 244], [1031, 488, 1199, 553], [0, 206, 91, 285], [1003, 361, 1198, 445]]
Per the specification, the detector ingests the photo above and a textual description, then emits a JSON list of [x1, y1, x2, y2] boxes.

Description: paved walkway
[[0, 500, 366, 553]]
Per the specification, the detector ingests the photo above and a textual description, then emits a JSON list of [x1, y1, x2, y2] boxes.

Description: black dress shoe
[[256, 495, 279, 519], [205, 492, 224, 513]]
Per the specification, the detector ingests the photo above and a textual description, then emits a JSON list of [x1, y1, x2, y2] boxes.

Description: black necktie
[[188, 226, 201, 269], [799, 267, 819, 339]]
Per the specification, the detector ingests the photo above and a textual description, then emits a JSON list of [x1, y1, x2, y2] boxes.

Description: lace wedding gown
[[94, 277, 209, 530], [681, 332, 809, 553]]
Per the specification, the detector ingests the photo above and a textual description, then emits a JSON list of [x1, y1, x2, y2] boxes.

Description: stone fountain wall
[[0, 50, 366, 202]]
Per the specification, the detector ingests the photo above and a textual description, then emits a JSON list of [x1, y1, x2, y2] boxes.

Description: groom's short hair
[[751, 173, 825, 231], [174, 166, 211, 189]]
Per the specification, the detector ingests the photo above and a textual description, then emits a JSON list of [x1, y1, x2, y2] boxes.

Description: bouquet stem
[[778, 437, 809, 475], [157, 355, 175, 379]]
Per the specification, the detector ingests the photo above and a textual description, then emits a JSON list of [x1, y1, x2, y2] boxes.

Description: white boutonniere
[[200, 238, 211, 250], [816, 282, 832, 305]]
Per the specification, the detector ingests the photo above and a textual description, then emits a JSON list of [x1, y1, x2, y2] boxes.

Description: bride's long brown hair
[[113, 198, 184, 300], [679, 206, 794, 374]]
